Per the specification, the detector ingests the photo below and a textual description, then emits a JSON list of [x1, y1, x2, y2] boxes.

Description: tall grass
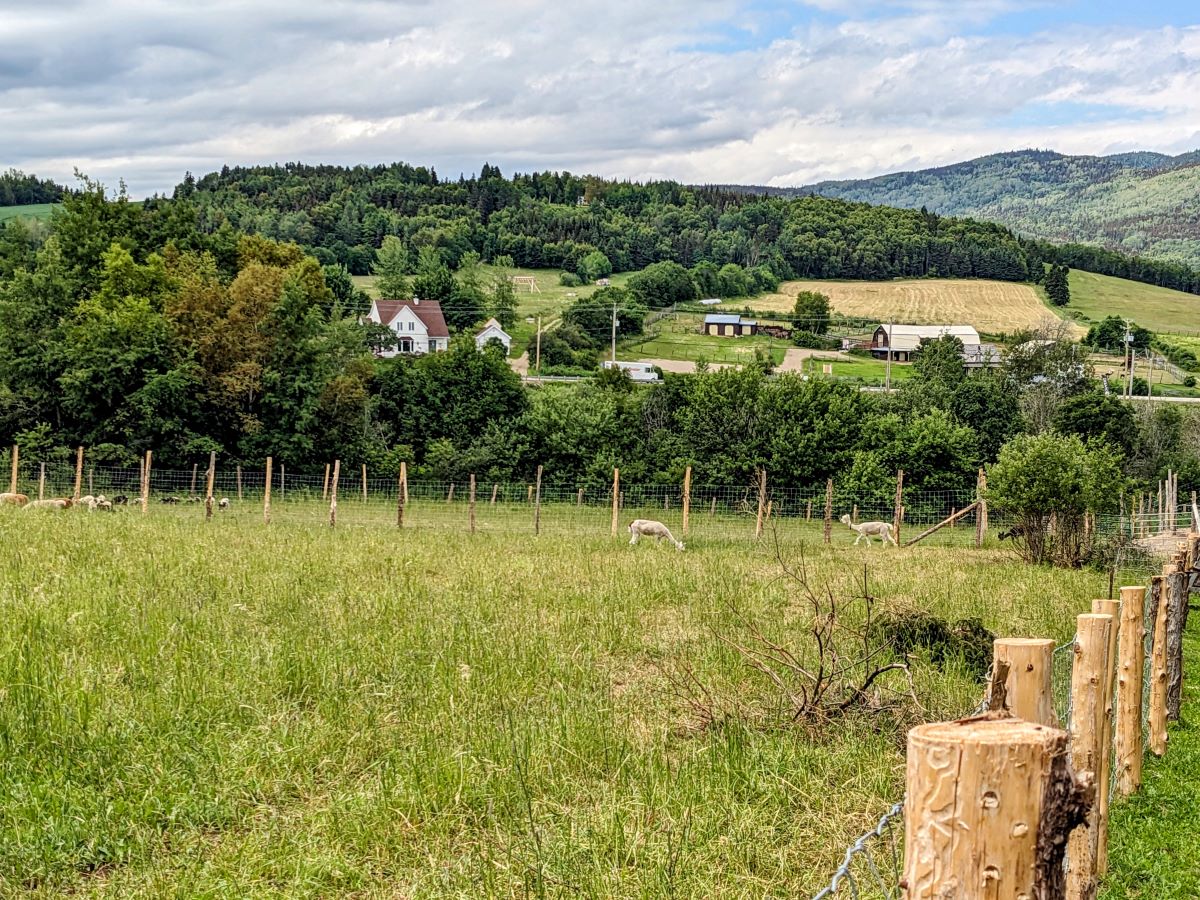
[[0, 508, 1112, 896]]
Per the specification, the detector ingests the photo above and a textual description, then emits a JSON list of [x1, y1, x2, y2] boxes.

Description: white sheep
[[218, 497, 230, 510], [839, 513, 898, 547], [628, 518, 685, 551]]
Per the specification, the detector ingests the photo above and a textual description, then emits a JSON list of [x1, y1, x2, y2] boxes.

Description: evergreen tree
[[1044, 265, 1071, 306], [372, 236, 410, 298]]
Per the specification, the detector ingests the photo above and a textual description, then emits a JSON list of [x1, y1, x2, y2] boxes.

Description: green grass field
[[0, 505, 1118, 897], [1065, 270, 1200, 335], [0, 203, 58, 224]]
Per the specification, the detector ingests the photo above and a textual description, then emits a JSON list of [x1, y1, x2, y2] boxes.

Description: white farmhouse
[[474, 317, 512, 353], [366, 298, 450, 357]]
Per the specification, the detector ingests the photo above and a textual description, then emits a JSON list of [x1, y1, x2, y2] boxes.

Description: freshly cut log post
[[1149, 574, 1169, 755], [1165, 567, 1189, 721], [904, 717, 1091, 900], [1115, 586, 1146, 796], [992, 638, 1058, 727], [1066, 613, 1113, 900], [1090, 597, 1120, 875]]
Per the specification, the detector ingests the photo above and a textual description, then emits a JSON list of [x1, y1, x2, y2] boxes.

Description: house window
[[409, 322, 415, 331]]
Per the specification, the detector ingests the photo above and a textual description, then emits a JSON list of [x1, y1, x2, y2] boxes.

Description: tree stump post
[[682, 466, 692, 536], [1090, 597, 1121, 875], [904, 718, 1091, 900], [329, 459, 340, 528], [1066, 613, 1114, 900], [1115, 585, 1146, 796], [991, 638, 1058, 726], [610, 468, 620, 537], [1148, 573, 1169, 756]]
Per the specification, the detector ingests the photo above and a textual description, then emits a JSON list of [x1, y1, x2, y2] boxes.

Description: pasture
[[0, 500, 1113, 897], [0, 203, 57, 224], [1065, 270, 1200, 335], [755, 278, 1075, 336]]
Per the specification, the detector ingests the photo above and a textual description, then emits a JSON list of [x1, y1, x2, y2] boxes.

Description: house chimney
[[412, 296, 420, 306]]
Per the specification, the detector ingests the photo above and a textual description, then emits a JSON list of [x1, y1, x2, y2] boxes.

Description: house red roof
[[370, 298, 450, 338]]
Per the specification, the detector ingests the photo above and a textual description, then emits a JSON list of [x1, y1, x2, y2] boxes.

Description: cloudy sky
[[3, 0, 1199, 196]]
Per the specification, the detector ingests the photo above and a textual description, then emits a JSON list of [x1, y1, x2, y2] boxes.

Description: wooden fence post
[[526, 484, 532, 504], [280, 463, 285, 499], [204, 450, 216, 520], [991, 638, 1058, 726], [88, 467, 93, 496], [577, 488, 583, 507], [447, 483, 455, 503], [892, 469, 904, 544], [469, 474, 477, 534], [851, 503, 858, 524], [1148, 573, 1169, 756], [329, 459, 340, 527], [1091, 597, 1121, 876], [322, 463, 331, 501], [73, 446, 84, 501], [397, 462, 406, 528], [1115, 585, 1146, 796], [710, 496, 716, 518], [190, 463, 198, 496], [806, 498, 812, 521], [490, 483, 498, 506], [38, 462, 45, 500], [823, 478, 833, 544], [755, 468, 767, 539], [611, 468, 620, 537], [8, 444, 17, 494], [141, 450, 151, 513], [533, 465, 543, 535], [1165, 564, 1189, 721], [263, 457, 273, 524], [904, 719, 1088, 900], [236, 464, 243, 502], [361, 464, 368, 503], [682, 465, 692, 536], [1066, 613, 1114, 900]]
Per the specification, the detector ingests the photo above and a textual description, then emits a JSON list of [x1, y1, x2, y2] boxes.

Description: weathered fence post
[[447, 483, 455, 503], [329, 459, 340, 527], [490, 483, 498, 506], [710, 496, 716, 518], [141, 450, 151, 513], [322, 463, 331, 501], [73, 446, 84, 501], [263, 456, 273, 524], [851, 503, 858, 524], [577, 488, 583, 507], [806, 498, 812, 521], [190, 462, 198, 496], [469, 474, 477, 534], [8, 444, 17, 494], [361, 464, 368, 503], [1115, 585, 1146, 796], [1090, 596, 1121, 875], [755, 468, 767, 539], [279, 463, 285, 499], [396, 462, 407, 528], [991, 638, 1058, 726], [38, 462, 45, 500], [903, 719, 1090, 900], [682, 465, 692, 536], [1165, 563, 1189, 721], [611, 468, 620, 537], [88, 467, 93, 496], [892, 469, 904, 544], [204, 450, 216, 520], [236, 463, 243, 502], [823, 478, 833, 544], [1066, 613, 1114, 900], [1148, 573, 1169, 756], [533, 464, 543, 535]]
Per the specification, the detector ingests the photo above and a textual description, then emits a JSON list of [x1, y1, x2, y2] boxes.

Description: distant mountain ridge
[[721, 149, 1200, 267]]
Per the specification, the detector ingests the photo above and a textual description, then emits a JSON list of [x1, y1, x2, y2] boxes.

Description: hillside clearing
[[1066, 269, 1200, 335], [755, 278, 1077, 336], [0, 509, 1108, 898], [0, 202, 57, 224]]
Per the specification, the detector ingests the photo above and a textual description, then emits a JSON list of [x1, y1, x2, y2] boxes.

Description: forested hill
[[735, 149, 1200, 269], [0, 169, 70, 206], [179, 162, 1038, 283]]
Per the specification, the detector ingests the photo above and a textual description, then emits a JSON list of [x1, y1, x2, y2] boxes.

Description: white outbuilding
[[474, 318, 513, 353]]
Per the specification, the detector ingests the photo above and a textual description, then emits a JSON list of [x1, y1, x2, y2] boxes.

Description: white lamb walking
[[628, 518, 685, 551], [839, 513, 898, 547]]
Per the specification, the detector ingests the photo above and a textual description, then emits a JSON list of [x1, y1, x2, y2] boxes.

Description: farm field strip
[[1066, 269, 1200, 335]]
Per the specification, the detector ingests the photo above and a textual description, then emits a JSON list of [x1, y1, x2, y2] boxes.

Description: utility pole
[[1146, 348, 1155, 399], [1124, 320, 1134, 398], [611, 299, 618, 364], [535, 315, 541, 378], [884, 322, 893, 390]]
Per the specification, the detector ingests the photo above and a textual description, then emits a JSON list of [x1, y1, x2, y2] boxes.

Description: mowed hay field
[[0, 507, 1108, 897], [757, 278, 1082, 336], [1067, 269, 1200, 335]]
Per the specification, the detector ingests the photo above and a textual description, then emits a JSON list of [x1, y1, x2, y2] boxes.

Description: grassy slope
[[1066, 270, 1200, 335], [1102, 615, 1200, 899], [0, 203, 57, 224], [0, 508, 1108, 897]]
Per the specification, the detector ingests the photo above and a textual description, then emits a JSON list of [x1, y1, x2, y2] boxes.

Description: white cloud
[[1, 1, 1198, 195]]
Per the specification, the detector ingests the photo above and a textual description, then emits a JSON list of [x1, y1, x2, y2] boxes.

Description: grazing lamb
[[161, 496, 181, 504], [839, 513, 898, 547], [95, 498, 113, 511], [112, 495, 129, 505], [218, 497, 230, 510], [24, 498, 73, 511], [0, 492, 30, 507], [628, 518, 685, 551]]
